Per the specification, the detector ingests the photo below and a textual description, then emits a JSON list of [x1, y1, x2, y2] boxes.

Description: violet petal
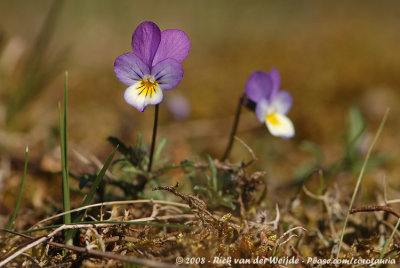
[[131, 21, 161, 67], [166, 93, 191, 120], [114, 53, 150, 86], [255, 98, 270, 123], [269, 67, 281, 98], [152, 29, 191, 66], [245, 71, 273, 103], [271, 90, 292, 115], [151, 59, 184, 90]]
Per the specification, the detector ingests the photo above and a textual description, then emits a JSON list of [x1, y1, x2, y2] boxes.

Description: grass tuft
[[7, 145, 29, 231], [336, 108, 389, 257]]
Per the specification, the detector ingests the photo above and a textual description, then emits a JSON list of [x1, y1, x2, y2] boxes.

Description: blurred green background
[[0, 0, 399, 193]]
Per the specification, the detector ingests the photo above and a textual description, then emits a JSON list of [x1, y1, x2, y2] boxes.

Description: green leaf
[[78, 146, 119, 214], [206, 155, 218, 192], [107, 136, 131, 157], [346, 106, 366, 148], [156, 160, 197, 174], [121, 165, 144, 175], [300, 141, 322, 162], [136, 132, 143, 155], [154, 136, 167, 162], [221, 196, 237, 210], [193, 185, 213, 199]]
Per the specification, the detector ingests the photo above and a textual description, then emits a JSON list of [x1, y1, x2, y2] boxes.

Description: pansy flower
[[114, 21, 190, 112], [245, 68, 295, 139]]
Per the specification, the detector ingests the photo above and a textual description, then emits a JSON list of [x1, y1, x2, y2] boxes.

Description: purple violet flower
[[245, 68, 295, 139], [165, 93, 191, 120], [114, 21, 190, 112]]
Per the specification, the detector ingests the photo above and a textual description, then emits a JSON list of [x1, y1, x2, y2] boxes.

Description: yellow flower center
[[138, 76, 158, 97], [266, 113, 281, 126]]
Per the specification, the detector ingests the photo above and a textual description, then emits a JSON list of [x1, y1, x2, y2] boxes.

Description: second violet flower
[[114, 21, 190, 112], [245, 68, 295, 139]]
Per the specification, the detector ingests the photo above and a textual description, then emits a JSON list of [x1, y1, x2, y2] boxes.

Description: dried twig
[[383, 175, 400, 205], [234, 136, 257, 167], [31, 199, 190, 228], [350, 205, 400, 219], [267, 204, 280, 231], [303, 185, 338, 239], [153, 183, 215, 220], [1, 229, 184, 268], [153, 183, 240, 231], [381, 220, 400, 239], [273, 226, 307, 255], [0, 225, 65, 266]]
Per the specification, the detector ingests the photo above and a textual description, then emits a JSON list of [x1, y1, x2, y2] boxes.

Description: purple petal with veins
[[151, 59, 183, 90], [131, 21, 161, 67], [152, 29, 191, 66], [114, 53, 149, 86]]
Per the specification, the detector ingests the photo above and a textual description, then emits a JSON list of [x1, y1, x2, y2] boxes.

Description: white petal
[[124, 80, 163, 112], [265, 113, 295, 139]]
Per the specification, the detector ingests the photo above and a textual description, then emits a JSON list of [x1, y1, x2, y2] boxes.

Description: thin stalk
[[336, 108, 389, 258], [147, 104, 159, 172], [8, 145, 29, 230], [20, 221, 193, 235], [379, 217, 400, 261], [221, 93, 245, 161], [60, 71, 71, 245]]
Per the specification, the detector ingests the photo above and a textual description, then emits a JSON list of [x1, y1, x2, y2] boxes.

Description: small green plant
[[193, 155, 238, 210], [289, 106, 390, 188]]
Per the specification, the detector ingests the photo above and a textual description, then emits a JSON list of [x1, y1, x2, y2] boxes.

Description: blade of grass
[[65, 146, 119, 241], [8, 145, 29, 230], [378, 217, 400, 262], [206, 155, 218, 192], [136, 132, 143, 156], [336, 108, 389, 258], [60, 71, 71, 246], [153, 136, 167, 162], [74, 146, 119, 221]]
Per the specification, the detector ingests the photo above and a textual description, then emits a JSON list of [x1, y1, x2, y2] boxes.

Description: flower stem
[[221, 93, 245, 161], [148, 104, 159, 172]]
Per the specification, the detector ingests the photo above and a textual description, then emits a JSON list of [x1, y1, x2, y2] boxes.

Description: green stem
[[378, 217, 400, 262], [221, 93, 245, 161], [60, 71, 71, 246], [336, 109, 389, 258], [148, 104, 159, 172], [8, 146, 29, 230]]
